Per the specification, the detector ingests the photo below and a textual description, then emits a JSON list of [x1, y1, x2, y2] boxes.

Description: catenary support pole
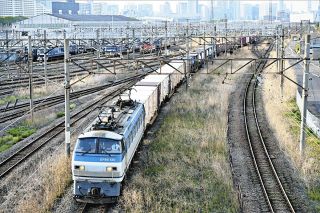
[[28, 36, 34, 122], [96, 29, 100, 72], [276, 26, 279, 73], [300, 21, 303, 55], [184, 61, 188, 91], [6, 30, 9, 78], [280, 27, 285, 98], [44, 30, 48, 89], [64, 37, 71, 157], [299, 34, 310, 157], [187, 21, 190, 74], [165, 20, 168, 56]]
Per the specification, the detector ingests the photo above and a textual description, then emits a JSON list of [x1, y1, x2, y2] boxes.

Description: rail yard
[[0, 5, 320, 213]]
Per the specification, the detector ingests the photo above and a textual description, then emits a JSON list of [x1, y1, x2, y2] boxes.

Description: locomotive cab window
[[99, 138, 122, 154], [75, 138, 97, 154], [75, 138, 122, 154]]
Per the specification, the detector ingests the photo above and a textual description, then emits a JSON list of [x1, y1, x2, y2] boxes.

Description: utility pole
[[132, 29, 135, 60], [96, 29, 100, 72], [184, 61, 188, 91], [224, 15, 227, 56], [299, 34, 310, 157], [126, 25, 129, 72], [276, 26, 279, 73], [165, 20, 168, 56], [5, 30, 10, 78], [203, 27, 208, 74], [300, 21, 304, 55], [44, 30, 48, 89], [28, 36, 34, 122], [186, 21, 190, 77], [64, 35, 71, 157], [214, 25, 217, 58], [280, 27, 285, 98]]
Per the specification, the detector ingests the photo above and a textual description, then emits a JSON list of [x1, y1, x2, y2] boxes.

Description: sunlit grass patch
[[121, 74, 238, 212], [0, 125, 36, 152]]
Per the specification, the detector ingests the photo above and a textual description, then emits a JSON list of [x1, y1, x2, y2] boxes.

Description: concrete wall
[[296, 90, 320, 137]]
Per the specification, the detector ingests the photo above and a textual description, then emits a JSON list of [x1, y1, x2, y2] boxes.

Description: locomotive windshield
[[75, 138, 97, 154], [75, 137, 122, 154]]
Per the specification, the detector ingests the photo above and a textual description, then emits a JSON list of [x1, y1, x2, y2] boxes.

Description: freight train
[[72, 62, 184, 203], [71, 38, 252, 203]]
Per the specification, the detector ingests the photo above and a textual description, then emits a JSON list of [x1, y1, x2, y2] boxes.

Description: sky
[[75, 0, 319, 13]]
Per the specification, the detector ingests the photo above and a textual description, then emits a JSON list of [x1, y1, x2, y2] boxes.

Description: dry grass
[[262, 48, 320, 209], [120, 71, 238, 212], [15, 153, 71, 212]]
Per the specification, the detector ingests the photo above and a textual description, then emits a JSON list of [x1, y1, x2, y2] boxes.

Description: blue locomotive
[[72, 97, 145, 203]]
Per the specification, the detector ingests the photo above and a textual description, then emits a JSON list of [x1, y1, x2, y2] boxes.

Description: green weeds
[[121, 74, 238, 212], [0, 125, 36, 152]]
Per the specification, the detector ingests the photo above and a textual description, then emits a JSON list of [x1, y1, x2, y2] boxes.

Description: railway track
[[0, 69, 158, 123], [243, 42, 295, 212], [78, 203, 109, 213], [0, 76, 143, 179], [0, 52, 171, 92]]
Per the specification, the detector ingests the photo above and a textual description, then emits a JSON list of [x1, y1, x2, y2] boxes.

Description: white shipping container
[[130, 86, 159, 126], [160, 62, 184, 89], [136, 74, 170, 102]]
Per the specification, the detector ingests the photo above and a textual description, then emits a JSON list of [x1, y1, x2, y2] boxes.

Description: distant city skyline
[[1, 0, 320, 22], [74, 0, 319, 13]]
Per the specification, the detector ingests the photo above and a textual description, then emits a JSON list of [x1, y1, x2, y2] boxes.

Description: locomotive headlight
[[75, 165, 85, 171], [106, 167, 113, 172]]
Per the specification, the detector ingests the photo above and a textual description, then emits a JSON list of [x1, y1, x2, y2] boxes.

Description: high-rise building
[[123, 4, 138, 17], [279, 0, 284, 11], [177, 2, 188, 17], [229, 0, 240, 20], [79, 3, 91, 15], [137, 4, 153, 17], [187, 0, 199, 17], [199, 4, 210, 20], [160, 2, 172, 17], [52, 0, 79, 15], [308, 0, 312, 12], [103, 4, 119, 16], [0, 0, 50, 17]]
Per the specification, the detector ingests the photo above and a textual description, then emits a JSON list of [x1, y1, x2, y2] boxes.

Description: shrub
[[56, 111, 65, 118], [0, 125, 36, 152]]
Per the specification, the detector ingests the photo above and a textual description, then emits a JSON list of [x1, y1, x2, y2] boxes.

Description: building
[[52, 0, 79, 15], [263, 2, 278, 21], [79, 3, 91, 15], [213, 0, 240, 20], [123, 4, 138, 17], [315, 1, 320, 22], [137, 4, 153, 17], [13, 14, 140, 31], [160, 2, 172, 17], [252, 5, 260, 20], [187, 0, 199, 17], [104, 4, 119, 15], [290, 12, 314, 22], [199, 4, 210, 20], [176, 2, 188, 17], [0, 0, 50, 17]]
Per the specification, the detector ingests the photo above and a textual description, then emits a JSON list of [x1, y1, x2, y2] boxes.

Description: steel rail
[[0, 77, 140, 179], [243, 42, 295, 212]]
